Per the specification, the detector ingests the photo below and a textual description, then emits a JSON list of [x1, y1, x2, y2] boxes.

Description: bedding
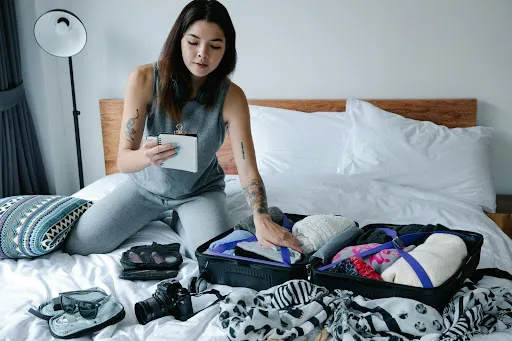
[[2, 173, 512, 340], [249, 105, 350, 175], [340, 99, 496, 213], [72, 173, 129, 202]]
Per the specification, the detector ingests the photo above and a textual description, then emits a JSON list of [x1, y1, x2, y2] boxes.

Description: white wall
[[16, 0, 512, 195]]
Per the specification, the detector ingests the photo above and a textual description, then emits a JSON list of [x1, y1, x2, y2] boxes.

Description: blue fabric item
[[310, 226, 363, 263], [209, 230, 255, 255], [211, 235, 294, 265], [205, 248, 292, 268], [281, 245, 291, 264]]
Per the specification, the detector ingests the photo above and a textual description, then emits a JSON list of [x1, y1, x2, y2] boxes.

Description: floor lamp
[[34, 9, 87, 189]]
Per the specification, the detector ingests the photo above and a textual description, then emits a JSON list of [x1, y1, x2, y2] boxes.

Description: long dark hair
[[156, 0, 237, 122]]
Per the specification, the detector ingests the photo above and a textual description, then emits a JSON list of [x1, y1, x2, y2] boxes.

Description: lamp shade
[[34, 9, 86, 58]]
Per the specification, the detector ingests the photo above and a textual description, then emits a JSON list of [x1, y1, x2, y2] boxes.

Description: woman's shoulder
[[224, 81, 247, 104], [128, 64, 154, 90], [126, 63, 155, 100], [222, 81, 250, 122]]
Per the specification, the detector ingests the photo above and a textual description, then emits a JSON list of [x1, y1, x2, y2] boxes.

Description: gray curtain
[[0, 0, 49, 197]]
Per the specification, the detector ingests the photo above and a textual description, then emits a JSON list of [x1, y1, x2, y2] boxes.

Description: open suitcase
[[195, 213, 484, 312]]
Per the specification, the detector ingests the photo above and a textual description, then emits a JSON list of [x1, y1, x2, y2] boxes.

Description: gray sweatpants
[[63, 178, 231, 259]]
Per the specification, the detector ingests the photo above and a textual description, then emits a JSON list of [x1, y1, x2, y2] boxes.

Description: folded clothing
[[381, 234, 468, 287], [332, 243, 416, 274], [235, 241, 303, 264], [357, 223, 450, 245], [310, 226, 363, 263], [328, 256, 382, 280], [234, 206, 288, 234], [292, 215, 357, 254], [209, 230, 255, 255]]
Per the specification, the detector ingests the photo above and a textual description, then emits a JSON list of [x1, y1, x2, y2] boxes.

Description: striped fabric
[[217, 277, 512, 340], [0, 195, 92, 259], [217, 279, 337, 341], [326, 278, 512, 340], [439, 280, 512, 340]]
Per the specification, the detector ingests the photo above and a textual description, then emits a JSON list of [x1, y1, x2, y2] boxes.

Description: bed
[[2, 98, 512, 341]]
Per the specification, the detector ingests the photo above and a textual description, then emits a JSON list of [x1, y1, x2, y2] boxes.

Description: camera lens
[[134, 296, 168, 325]]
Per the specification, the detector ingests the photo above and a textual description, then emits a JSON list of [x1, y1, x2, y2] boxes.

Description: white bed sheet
[[2, 173, 512, 341]]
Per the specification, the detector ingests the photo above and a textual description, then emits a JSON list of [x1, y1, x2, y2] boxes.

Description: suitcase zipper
[[306, 263, 312, 281]]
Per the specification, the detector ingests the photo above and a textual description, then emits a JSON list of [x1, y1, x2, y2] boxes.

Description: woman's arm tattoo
[[243, 178, 269, 214], [124, 109, 140, 142]]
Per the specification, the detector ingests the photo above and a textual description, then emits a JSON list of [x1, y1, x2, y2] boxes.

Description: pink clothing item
[[331, 243, 415, 274]]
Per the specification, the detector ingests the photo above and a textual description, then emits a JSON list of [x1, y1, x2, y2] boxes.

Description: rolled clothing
[[234, 206, 289, 234], [292, 215, 357, 254], [381, 234, 468, 287], [357, 223, 451, 246], [310, 226, 363, 263], [331, 243, 416, 274], [328, 256, 382, 281], [235, 241, 303, 264], [209, 230, 255, 255]]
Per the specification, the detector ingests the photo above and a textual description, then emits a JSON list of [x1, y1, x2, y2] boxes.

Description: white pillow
[[72, 173, 129, 202], [339, 99, 495, 212], [249, 105, 351, 175]]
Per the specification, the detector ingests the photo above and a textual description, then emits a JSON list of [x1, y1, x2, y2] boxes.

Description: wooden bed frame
[[99, 98, 477, 176]]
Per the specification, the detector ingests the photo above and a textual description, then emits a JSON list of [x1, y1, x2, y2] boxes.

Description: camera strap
[[182, 289, 227, 320]]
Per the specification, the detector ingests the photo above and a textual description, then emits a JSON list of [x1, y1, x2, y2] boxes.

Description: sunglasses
[[60, 293, 108, 319]]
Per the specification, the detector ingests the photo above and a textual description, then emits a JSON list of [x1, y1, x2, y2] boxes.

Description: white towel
[[381, 233, 467, 287], [292, 215, 356, 254]]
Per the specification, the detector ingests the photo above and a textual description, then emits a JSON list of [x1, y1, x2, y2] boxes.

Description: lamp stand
[[68, 56, 84, 189]]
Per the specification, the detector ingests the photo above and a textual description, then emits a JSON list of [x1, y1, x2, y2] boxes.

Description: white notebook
[[146, 134, 198, 173]]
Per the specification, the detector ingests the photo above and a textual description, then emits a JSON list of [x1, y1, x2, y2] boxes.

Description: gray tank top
[[129, 62, 230, 199]]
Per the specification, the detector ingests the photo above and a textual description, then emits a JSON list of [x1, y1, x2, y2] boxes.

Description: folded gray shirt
[[233, 206, 286, 234]]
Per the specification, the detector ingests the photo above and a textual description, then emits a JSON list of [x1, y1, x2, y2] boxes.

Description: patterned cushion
[[0, 195, 92, 259]]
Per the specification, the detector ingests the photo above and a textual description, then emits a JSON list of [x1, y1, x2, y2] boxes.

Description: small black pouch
[[119, 242, 183, 280]]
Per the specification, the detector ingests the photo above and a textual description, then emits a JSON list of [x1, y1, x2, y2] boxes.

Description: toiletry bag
[[119, 242, 183, 280]]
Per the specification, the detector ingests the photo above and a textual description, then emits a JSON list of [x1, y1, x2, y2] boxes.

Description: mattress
[[2, 173, 512, 341]]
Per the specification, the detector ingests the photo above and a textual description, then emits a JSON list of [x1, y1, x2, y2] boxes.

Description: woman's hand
[[254, 215, 303, 253], [141, 140, 180, 166]]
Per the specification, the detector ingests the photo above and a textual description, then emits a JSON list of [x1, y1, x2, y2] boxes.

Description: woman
[[63, 0, 302, 258]]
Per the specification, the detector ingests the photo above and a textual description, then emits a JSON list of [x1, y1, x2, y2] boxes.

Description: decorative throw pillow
[[0, 195, 92, 259]]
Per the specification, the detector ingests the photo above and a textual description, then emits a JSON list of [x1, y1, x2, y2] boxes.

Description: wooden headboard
[[99, 99, 477, 176]]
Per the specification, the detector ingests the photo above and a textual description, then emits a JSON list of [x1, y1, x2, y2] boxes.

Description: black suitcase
[[195, 227, 309, 291], [195, 214, 483, 312]]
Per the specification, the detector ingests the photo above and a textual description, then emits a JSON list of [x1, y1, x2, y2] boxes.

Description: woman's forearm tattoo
[[241, 142, 246, 159], [243, 178, 269, 214], [124, 109, 139, 142]]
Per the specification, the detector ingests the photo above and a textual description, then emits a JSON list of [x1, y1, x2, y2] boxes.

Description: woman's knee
[[61, 240, 116, 256], [61, 211, 121, 255]]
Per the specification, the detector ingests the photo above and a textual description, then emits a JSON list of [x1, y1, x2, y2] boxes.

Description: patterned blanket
[[216, 275, 512, 341]]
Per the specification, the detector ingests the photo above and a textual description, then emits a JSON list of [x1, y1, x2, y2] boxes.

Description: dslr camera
[[135, 279, 193, 324]]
